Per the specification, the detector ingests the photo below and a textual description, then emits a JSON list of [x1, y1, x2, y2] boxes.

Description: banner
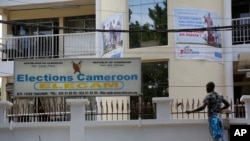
[[102, 13, 124, 58], [176, 44, 223, 62], [14, 58, 141, 97], [173, 8, 223, 62]]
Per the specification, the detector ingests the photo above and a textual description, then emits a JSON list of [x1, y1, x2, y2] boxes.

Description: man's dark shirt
[[203, 92, 223, 116]]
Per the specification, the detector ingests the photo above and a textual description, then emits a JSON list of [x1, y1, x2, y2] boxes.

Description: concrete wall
[[1, 96, 250, 141]]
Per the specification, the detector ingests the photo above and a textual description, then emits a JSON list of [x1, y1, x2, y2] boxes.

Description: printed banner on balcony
[[101, 13, 124, 58], [173, 8, 223, 62], [175, 44, 223, 62], [14, 58, 141, 97]]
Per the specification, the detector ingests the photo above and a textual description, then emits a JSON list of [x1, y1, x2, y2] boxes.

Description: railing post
[[0, 101, 13, 127], [240, 95, 250, 124], [66, 99, 89, 141], [152, 97, 174, 120]]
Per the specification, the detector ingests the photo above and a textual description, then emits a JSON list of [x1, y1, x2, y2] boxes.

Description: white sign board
[[173, 8, 223, 62], [14, 58, 141, 97]]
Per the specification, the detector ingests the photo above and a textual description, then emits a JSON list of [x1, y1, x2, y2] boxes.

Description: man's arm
[[221, 98, 230, 111], [186, 103, 207, 114]]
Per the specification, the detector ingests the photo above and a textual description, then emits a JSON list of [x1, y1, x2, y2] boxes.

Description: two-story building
[[0, 0, 249, 113]]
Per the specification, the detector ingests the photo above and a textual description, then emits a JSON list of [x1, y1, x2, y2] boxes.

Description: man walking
[[186, 81, 230, 141]]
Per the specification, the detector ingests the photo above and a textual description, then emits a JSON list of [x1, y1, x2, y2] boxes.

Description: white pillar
[[0, 101, 13, 127], [58, 17, 64, 57], [1, 77, 8, 100], [95, 0, 102, 57], [152, 97, 173, 120], [66, 99, 89, 141], [240, 95, 250, 123], [223, 0, 234, 102]]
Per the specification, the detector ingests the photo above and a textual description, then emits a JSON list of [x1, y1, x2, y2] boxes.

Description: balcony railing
[[0, 32, 96, 61], [1, 17, 249, 61], [232, 17, 250, 44]]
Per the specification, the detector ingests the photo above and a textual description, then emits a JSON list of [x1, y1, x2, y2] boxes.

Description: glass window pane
[[143, 0, 155, 5], [129, 0, 167, 48], [85, 19, 95, 29], [130, 6, 141, 16], [130, 61, 168, 120], [129, 0, 141, 6], [155, 0, 165, 3], [130, 15, 142, 26], [65, 15, 95, 33]]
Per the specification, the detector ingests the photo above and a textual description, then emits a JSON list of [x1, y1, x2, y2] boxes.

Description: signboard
[[173, 8, 223, 62], [14, 58, 141, 97]]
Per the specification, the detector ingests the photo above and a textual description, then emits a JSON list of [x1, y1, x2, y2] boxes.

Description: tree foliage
[[129, 1, 168, 48], [148, 2, 168, 45]]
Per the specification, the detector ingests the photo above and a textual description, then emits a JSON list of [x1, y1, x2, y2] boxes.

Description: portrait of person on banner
[[102, 13, 124, 57], [203, 12, 222, 48]]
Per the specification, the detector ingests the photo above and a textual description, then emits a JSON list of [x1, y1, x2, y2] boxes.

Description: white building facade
[[1, 0, 250, 141], [0, 0, 249, 112]]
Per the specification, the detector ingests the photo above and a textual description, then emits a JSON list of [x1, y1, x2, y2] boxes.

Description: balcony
[[1, 17, 250, 61], [232, 17, 250, 44], [0, 32, 96, 61]]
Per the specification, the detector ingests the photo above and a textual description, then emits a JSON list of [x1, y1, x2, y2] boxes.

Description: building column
[[0, 101, 13, 127], [66, 99, 89, 141], [95, 0, 102, 57], [0, 9, 8, 61], [1, 77, 8, 100], [0, 8, 8, 36], [152, 97, 174, 119], [58, 17, 64, 57], [223, 0, 234, 102], [240, 95, 250, 123]]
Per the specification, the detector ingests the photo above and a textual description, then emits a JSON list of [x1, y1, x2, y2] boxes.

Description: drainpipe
[[223, 0, 234, 103]]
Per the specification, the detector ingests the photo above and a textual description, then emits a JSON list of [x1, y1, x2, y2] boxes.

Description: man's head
[[206, 81, 215, 93]]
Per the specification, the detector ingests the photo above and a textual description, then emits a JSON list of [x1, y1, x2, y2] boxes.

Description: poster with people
[[173, 8, 223, 62], [102, 13, 124, 58]]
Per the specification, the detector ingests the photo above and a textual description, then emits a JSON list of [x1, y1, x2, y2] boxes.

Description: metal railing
[[0, 32, 96, 61], [85, 100, 156, 121], [6, 98, 245, 122], [232, 17, 250, 44], [7, 104, 70, 122], [7, 100, 156, 122], [171, 98, 245, 119]]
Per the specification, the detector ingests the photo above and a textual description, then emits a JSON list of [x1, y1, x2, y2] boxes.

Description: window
[[65, 15, 95, 33], [129, 0, 168, 48], [142, 61, 169, 100], [12, 18, 58, 36], [130, 61, 168, 119]]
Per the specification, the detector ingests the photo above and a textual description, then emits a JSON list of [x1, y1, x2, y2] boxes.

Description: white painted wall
[[1, 97, 250, 141], [0, 121, 219, 141], [0, 127, 69, 141]]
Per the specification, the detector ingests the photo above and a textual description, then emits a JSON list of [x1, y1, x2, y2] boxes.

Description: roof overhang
[[0, 0, 95, 11]]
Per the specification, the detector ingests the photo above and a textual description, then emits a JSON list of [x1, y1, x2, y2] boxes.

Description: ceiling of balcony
[[0, 0, 95, 11]]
